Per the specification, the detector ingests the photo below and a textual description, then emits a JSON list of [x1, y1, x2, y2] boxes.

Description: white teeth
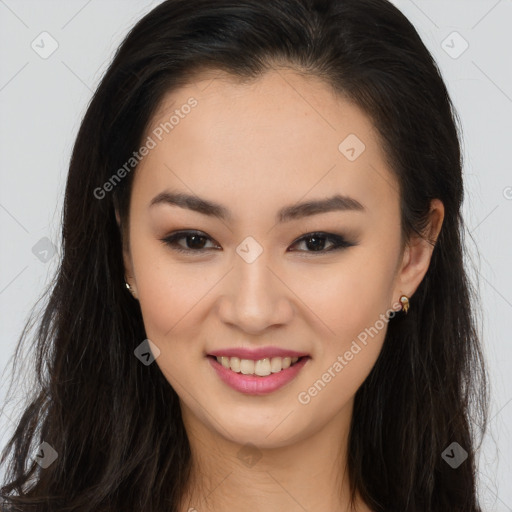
[[254, 358, 271, 376], [240, 359, 255, 375], [230, 356, 241, 373], [270, 357, 282, 373], [215, 355, 301, 376]]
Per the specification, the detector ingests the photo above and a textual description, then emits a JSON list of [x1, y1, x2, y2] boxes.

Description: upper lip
[[208, 346, 309, 360]]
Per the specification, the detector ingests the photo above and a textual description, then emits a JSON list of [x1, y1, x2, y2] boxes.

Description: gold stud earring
[[399, 294, 410, 314]]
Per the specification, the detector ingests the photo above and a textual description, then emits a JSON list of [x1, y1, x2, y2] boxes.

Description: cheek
[[133, 255, 218, 392], [137, 263, 215, 340], [295, 253, 399, 414], [300, 251, 398, 342], [129, 234, 215, 340]]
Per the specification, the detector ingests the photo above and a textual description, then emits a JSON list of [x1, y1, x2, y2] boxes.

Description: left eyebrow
[[149, 190, 365, 223]]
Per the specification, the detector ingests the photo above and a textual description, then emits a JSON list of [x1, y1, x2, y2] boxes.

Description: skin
[[119, 68, 444, 512]]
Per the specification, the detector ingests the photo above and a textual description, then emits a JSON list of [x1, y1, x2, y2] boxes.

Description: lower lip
[[207, 356, 310, 395]]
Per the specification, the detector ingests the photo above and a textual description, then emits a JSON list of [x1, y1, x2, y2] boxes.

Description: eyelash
[[160, 230, 356, 256]]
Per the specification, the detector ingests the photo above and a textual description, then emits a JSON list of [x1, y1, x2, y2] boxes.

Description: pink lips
[[207, 347, 310, 395]]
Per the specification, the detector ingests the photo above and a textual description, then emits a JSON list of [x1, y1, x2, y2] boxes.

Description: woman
[[0, 0, 489, 510]]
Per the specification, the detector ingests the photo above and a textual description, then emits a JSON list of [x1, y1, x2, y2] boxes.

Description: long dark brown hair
[[1, 0, 489, 510]]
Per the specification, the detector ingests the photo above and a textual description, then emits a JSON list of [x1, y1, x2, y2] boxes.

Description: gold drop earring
[[399, 294, 410, 314]]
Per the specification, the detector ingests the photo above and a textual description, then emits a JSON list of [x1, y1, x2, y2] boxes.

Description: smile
[[215, 355, 300, 376], [207, 355, 310, 395]]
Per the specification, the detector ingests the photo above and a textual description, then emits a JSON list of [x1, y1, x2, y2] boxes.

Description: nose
[[216, 249, 294, 335]]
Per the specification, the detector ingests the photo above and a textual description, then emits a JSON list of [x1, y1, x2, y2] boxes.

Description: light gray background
[[0, 0, 510, 509]]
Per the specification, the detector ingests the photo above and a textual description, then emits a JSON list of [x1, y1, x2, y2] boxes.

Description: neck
[[178, 398, 371, 512]]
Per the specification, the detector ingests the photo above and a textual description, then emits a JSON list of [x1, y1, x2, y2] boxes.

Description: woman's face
[[122, 68, 438, 448]]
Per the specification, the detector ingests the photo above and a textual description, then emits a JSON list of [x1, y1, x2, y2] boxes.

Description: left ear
[[393, 198, 444, 302]]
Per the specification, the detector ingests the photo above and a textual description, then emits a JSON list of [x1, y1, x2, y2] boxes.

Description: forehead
[[133, 68, 400, 223]]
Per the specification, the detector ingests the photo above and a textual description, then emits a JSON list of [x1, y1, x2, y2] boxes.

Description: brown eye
[[288, 232, 355, 253], [161, 231, 220, 253]]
